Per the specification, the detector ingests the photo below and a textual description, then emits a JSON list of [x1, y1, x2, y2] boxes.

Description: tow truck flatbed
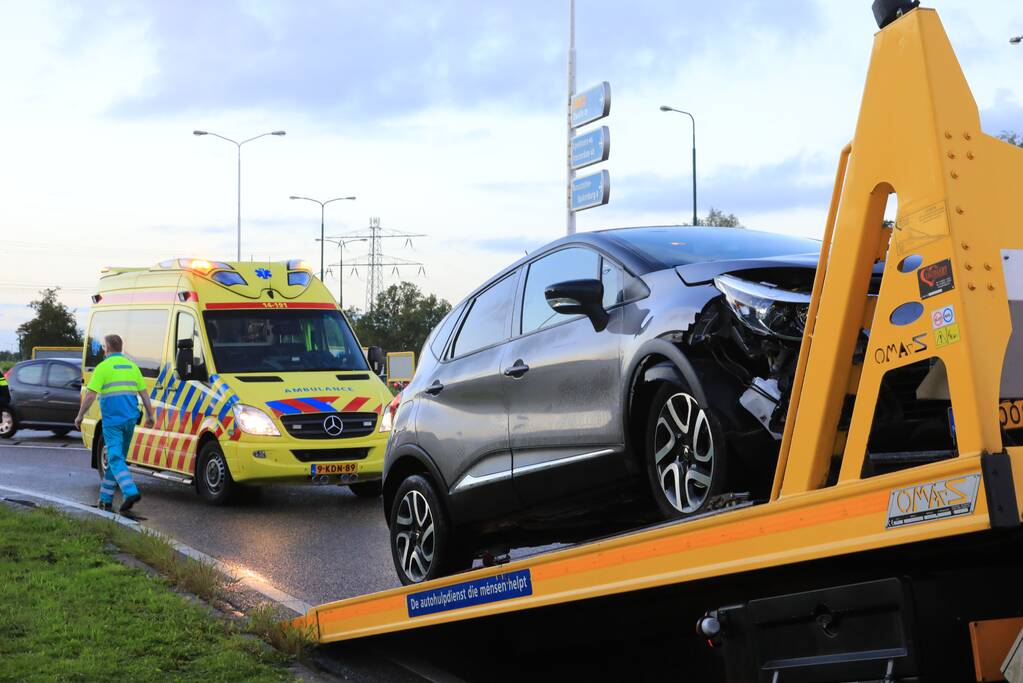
[[298, 6, 1023, 680]]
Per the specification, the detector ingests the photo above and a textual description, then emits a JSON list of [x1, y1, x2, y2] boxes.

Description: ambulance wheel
[[52, 428, 71, 437], [645, 381, 729, 520], [348, 480, 382, 498], [0, 409, 16, 439], [389, 475, 468, 585], [196, 441, 237, 505], [95, 432, 109, 476]]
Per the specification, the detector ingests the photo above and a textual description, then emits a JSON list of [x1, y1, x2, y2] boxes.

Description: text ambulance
[[80, 258, 398, 504]]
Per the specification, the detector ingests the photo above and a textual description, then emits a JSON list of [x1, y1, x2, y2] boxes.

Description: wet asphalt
[[0, 430, 398, 607]]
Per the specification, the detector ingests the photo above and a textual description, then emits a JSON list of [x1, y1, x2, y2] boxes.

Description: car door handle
[[425, 380, 444, 396], [42, 391, 51, 398], [503, 360, 530, 378]]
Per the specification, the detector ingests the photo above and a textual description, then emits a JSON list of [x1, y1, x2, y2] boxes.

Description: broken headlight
[[713, 274, 811, 341]]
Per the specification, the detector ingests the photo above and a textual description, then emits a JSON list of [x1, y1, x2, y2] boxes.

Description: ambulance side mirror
[[367, 346, 386, 378], [176, 338, 195, 380]]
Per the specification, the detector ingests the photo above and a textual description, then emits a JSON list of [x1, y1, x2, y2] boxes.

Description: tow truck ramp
[[300, 6, 1023, 680]]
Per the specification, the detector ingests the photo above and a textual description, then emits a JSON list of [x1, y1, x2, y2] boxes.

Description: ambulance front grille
[[280, 412, 378, 439]]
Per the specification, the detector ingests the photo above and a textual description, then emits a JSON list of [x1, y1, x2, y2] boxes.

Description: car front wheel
[[645, 381, 729, 519], [0, 409, 16, 439], [389, 474, 466, 585]]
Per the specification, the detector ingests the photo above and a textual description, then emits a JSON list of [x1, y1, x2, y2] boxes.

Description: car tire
[[196, 441, 237, 506], [348, 480, 382, 498], [95, 431, 109, 476], [644, 380, 730, 520], [389, 474, 467, 585], [0, 409, 16, 439], [51, 428, 71, 437]]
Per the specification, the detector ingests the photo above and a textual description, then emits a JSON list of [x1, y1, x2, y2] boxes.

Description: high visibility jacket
[[86, 353, 146, 426], [0, 372, 9, 407]]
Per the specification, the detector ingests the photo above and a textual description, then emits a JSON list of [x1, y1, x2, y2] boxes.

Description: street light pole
[[291, 195, 357, 280], [319, 237, 368, 308], [659, 106, 697, 226], [193, 129, 286, 260]]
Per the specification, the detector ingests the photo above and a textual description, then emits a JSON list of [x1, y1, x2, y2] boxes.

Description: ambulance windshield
[[202, 309, 370, 374]]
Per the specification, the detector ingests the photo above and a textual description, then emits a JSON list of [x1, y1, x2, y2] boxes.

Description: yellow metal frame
[[385, 351, 416, 383], [30, 346, 82, 360], [299, 7, 1023, 644]]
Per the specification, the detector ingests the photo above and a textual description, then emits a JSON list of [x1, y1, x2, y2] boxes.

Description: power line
[[327, 217, 427, 311]]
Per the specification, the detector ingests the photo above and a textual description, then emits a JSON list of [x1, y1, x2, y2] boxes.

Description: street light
[[193, 129, 286, 260], [659, 105, 698, 226], [1010, 35, 1022, 44], [290, 195, 357, 280], [317, 237, 368, 308]]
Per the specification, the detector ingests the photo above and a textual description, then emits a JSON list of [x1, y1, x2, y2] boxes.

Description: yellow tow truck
[[295, 4, 1023, 680]]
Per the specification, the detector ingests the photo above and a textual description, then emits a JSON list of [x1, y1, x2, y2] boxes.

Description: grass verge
[[0, 505, 294, 681]]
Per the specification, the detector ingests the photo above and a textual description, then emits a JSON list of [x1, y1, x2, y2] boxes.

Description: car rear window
[[605, 226, 819, 268]]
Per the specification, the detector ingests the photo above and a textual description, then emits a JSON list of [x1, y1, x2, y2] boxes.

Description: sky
[[1, 0, 1022, 352]]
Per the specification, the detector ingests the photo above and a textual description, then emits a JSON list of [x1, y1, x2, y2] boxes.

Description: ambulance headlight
[[379, 393, 402, 433], [231, 404, 281, 437]]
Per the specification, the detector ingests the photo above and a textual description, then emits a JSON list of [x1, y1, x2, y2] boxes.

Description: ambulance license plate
[[310, 463, 358, 476]]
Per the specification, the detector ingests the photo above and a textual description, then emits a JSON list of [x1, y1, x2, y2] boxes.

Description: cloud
[[980, 89, 1023, 138], [89, 0, 820, 121], [613, 154, 834, 218]]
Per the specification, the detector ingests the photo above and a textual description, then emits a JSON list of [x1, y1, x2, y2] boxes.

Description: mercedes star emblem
[[323, 415, 345, 437]]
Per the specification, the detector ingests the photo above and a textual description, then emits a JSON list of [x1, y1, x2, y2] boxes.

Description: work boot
[[98, 501, 113, 512], [120, 493, 141, 513]]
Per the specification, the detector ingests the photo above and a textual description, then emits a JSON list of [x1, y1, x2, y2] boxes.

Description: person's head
[[103, 334, 124, 355]]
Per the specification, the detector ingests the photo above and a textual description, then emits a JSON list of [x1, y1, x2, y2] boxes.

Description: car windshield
[[604, 226, 820, 268], [203, 309, 369, 374]]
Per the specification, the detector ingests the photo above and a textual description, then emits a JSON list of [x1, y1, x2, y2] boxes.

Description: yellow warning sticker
[[935, 323, 961, 348]]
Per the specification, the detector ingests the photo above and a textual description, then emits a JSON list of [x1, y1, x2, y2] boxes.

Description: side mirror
[[545, 279, 609, 332], [176, 338, 194, 380], [367, 346, 386, 377]]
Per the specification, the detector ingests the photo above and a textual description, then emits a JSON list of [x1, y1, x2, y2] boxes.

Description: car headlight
[[713, 274, 811, 341], [231, 404, 280, 437], [379, 392, 402, 433]]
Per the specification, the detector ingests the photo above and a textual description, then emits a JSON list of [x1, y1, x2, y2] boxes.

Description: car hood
[[675, 252, 886, 286]]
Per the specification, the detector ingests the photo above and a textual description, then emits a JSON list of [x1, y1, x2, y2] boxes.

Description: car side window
[[429, 304, 464, 359], [601, 258, 624, 309], [15, 363, 44, 385], [46, 363, 79, 388], [450, 274, 518, 358], [521, 247, 600, 334]]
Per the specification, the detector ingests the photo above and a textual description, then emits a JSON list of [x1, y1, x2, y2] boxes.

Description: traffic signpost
[[571, 82, 611, 128], [571, 170, 610, 211], [570, 126, 610, 171]]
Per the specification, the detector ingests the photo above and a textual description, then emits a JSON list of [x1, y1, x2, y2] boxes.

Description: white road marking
[[0, 484, 313, 615], [0, 443, 88, 450]]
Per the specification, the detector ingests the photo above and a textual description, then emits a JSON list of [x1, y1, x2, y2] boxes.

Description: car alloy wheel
[[0, 410, 14, 437], [100, 442, 110, 475], [653, 391, 715, 514], [394, 489, 436, 583]]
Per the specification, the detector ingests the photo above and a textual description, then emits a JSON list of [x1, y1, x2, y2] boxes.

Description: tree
[[698, 207, 742, 227], [347, 282, 451, 353], [16, 288, 83, 358], [999, 131, 1023, 148]]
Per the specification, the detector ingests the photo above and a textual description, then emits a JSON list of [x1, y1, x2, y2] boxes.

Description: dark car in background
[[381, 225, 955, 585], [1, 358, 83, 438]]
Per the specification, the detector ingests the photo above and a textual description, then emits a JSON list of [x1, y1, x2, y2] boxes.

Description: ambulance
[[79, 258, 398, 504]]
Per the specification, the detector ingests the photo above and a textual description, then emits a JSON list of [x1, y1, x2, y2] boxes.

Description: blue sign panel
[[571, 126, 610, 170], [571, 81, 611, 128], [407, 569, 533, 618], [571, 170, 610, 212]]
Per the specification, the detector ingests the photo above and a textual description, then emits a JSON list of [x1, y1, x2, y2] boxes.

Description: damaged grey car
[[382, 225, 949, 584]]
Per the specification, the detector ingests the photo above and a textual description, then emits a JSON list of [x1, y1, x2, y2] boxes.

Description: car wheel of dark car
[[389, 474, 467, 585], [0, 409, 16, 439], [645, 381, 729, 519], [348, 480, 382, 498], [196, 441, 237, 505]]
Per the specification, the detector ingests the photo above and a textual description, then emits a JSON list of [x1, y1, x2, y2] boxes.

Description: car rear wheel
[[389, 475, 468, 585], [0, 409, 16, 439], [196, 441, 237, 505], [645, 381, 729, 519], [348, 480, 382, 498]]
